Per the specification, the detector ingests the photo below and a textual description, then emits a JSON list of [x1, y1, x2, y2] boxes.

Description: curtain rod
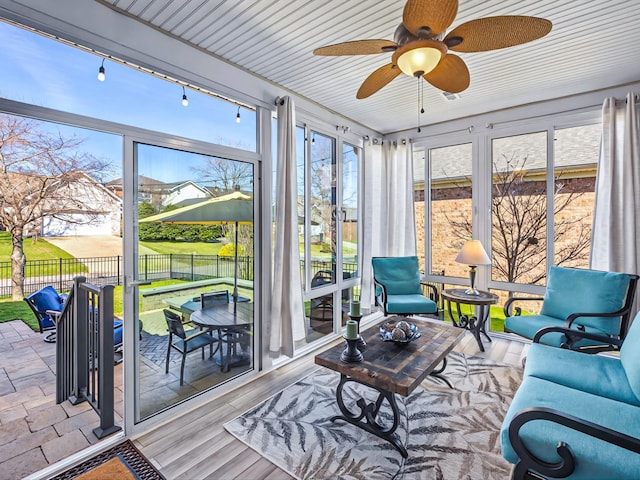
[[615, 93, 639, 104]]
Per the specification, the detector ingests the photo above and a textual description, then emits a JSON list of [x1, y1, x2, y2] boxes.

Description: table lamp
[[455, 240, 491, 295]]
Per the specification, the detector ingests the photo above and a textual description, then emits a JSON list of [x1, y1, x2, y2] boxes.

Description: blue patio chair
[[164, 309, 219, 385], [24, 286, 68, 342], [25, 286, 124, 350], [372, 256, 438, 317], [504, 266, 639, 353]]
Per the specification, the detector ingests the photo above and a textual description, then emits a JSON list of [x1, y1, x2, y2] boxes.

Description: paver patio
[[0, 320, 123, 480]]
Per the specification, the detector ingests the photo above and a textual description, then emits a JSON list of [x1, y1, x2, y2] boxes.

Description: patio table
[[190, 302, 253, 372]]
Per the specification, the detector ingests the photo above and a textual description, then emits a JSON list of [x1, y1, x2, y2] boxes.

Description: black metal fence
[[0, 253, 254, 297], [1, 254, 358, 297]]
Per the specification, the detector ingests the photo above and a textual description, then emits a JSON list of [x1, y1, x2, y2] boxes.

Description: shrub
[[218, 243, 243, 257]]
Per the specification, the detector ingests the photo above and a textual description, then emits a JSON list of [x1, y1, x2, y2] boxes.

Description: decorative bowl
[[379, 320, 421, 343]]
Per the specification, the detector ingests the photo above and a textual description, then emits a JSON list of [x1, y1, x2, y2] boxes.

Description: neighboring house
[[162, 180, 212, 207], [106, 175, 171, 208], [40, 172, 123, 237]]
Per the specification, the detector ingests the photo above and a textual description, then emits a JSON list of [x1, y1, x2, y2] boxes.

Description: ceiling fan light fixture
[[393, 40, 447, 77]]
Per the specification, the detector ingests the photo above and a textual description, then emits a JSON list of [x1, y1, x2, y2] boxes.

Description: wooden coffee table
[[315, 317, 465, 457]]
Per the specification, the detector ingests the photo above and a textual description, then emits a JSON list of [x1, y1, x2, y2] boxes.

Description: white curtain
[[270, 96, 306, 357], [590, 92, 640, 315], [360, 140, 417, 311]]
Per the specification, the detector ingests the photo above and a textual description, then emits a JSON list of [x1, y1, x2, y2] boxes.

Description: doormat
[[51, 440, 165, 480], [75, 455, 138, 480]]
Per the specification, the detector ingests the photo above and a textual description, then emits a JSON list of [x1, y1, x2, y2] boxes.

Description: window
[[417, 115, 600, 335], [491, 131, 548, 285]]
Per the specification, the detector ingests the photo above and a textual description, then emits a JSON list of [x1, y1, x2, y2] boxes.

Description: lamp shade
[[455, 240, 491, 265], [392, 40, 447, 77]]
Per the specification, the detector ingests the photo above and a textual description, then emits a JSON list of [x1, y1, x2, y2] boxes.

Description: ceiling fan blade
[[445, 16, 552, 52], [356, 64, 401, 99], [403, 0, 458, 37], [313, 39, 397, 56], [423, 54, 470, 93]]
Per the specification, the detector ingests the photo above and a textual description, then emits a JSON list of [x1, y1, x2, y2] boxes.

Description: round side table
[[441, 288, 498, 352]]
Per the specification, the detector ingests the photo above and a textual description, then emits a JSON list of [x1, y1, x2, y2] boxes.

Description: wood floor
[[133, 330, 526, 479]]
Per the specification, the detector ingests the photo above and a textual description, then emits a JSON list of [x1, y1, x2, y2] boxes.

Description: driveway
[[45, 235, 123, 258]]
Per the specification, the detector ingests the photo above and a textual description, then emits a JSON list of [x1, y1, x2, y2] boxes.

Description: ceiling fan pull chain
[[417, 77, 422, 133]]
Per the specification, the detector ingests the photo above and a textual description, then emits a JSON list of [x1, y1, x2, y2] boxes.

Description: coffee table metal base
[[331, 374, 407, 458], [331, 358, 453, 458]]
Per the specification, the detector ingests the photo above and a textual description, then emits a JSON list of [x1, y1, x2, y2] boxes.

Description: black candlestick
[[340, 336, 363, 363], [349, 314, 366, 351]]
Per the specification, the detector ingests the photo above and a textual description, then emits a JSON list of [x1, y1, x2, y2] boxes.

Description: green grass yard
[[0, 232, 86, 278]]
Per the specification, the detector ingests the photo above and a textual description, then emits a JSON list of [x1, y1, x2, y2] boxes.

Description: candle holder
[[340, 336, 363, 363], [349, 314, 367, 351]]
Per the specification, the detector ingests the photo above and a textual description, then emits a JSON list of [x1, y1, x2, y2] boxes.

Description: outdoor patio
[[0, 320, 123, 480], [0, 316, 259, 479]]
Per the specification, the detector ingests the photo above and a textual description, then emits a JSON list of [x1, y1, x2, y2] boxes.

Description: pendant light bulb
[[97, 59, 106, 82], [181, 86, 188, 107], [236, 106, 241, 123]]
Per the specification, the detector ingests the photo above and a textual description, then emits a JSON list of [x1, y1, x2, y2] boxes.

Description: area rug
[[224, 352, 522, 480], [52, 439, 165, 480]]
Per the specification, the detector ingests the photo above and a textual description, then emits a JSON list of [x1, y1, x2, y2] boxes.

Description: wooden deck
[[133, 329, 526, 479]]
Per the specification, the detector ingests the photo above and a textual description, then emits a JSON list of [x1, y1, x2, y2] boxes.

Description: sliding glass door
[[128, 141, 255, 421]]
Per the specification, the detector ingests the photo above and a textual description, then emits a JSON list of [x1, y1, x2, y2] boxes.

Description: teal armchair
[[504, 266, 639, 353], [501, 311, 640, 479], [372, 256, 438, 317]]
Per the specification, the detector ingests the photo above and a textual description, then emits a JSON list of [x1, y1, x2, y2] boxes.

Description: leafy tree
[[0, 114, 110, 300], [445, 154, 591, 286]]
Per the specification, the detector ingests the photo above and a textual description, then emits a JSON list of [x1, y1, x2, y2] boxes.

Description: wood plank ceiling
[[98, 0, 640, 134]]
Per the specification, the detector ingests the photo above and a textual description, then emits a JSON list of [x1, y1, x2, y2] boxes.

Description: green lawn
[[0, 232, 85, 279], [442, 303, 507, 332], [0, 301, 39, 330], [0, 232, 75, 260]]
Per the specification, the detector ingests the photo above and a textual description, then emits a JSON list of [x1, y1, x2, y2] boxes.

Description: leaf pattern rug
[[224, 352, 522, 479]]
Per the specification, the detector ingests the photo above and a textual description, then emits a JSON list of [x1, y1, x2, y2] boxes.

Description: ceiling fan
[[313, 0, 552, 99]]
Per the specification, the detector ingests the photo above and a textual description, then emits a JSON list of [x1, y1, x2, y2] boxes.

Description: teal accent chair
[[504, 266, 639, 353], [501, 311, 640, 479], [371, 256, 438, 316]]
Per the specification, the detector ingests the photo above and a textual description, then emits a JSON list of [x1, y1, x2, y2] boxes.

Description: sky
[[0, 20, 257, 183]]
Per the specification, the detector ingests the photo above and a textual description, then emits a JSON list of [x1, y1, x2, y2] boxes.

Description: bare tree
[[445, 154, 591, 285], [190, 157, 253, 192], [0, 114, 110, 300]]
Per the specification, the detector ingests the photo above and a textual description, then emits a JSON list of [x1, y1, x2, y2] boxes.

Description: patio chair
[[164, 309, 219, 386], [309, 270, 352, 333], [201, 290, 229, 308], [24, 286, 68, 342], [504, 266, 639, 353], [372, 256, 438, 317]]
